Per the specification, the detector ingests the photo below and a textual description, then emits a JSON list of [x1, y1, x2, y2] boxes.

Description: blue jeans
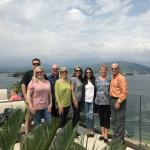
[[85, 102, 94, 130], [34, 108, 52, 126]]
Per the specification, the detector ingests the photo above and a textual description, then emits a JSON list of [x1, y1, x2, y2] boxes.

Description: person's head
[[111, 63, 120, 76], [32, 58, 41, 70], [11, 88, 18, 95], [84, 67, 94, 80], [33, 66, 45, 81], [59, 67, 68, 80], [51, 64, 59, 77], [73, 66, 83, 79], [99, 64, 107, 77]]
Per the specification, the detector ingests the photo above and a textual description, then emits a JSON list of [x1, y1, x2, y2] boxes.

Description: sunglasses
[[111, 68, 118, 70], [36, 71, 43, 74], [75, 69, 81, 72], [33, 63, 40, 66], [61, 71, 68, 73]]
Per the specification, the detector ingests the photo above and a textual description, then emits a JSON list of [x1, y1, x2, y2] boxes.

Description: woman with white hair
[[55, 67, 72, 127], [27, 66, 52, 126]]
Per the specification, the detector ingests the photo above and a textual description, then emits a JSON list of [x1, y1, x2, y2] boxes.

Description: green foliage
[[20, 118, 60, 150], [49, 120, 78, 150], [102, 138, 127, 150], [71, 142, 86, 150], [10, 82, 22, 93], [0, 109, 25, 150]]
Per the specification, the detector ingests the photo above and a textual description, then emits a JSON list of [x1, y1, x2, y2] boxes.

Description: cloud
[[0, 0, 150, 67]]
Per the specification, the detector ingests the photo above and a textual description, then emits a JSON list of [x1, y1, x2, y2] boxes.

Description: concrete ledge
[[0, 100, 26, 113]]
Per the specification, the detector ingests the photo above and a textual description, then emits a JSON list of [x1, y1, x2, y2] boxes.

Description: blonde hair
[[32, 66, 45, 81], [100, 64, 107, 71], [11, 88, 18, 94], [59, 66, 68, 78]]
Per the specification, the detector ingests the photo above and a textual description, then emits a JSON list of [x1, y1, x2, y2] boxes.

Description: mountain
[[0, 58, 150, 74], [91, 61, 150, 74]]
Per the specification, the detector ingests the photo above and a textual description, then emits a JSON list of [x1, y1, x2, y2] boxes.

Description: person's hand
[[29, 104, 36, 114], [73, 101, 78, 108], [115, 101, 120, 109], [48, 105, 52, 112], [58, 106, 64, 115]]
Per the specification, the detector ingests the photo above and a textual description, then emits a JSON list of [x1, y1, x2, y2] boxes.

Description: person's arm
[[21, 83, 27, 101], [71, 81, 78, 108], [117, 76, 128, 103], [55, 80, 63, 114], [48, 83, 52, 112], [27, 81, 35, 114]]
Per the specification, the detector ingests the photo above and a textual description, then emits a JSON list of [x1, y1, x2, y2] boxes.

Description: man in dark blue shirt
[[48, 64, 59, 117]]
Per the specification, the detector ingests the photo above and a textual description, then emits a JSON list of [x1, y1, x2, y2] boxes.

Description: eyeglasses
[[111, 68, 118, 70], [33, 63, 40, 66], [75, 69, 81, 72], [86, 71, 91, 74], [36, 71, 43, 74], [61, 71, 68, 73]]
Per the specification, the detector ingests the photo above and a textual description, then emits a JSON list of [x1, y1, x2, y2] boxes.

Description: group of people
[[20, 58, 128, 144]]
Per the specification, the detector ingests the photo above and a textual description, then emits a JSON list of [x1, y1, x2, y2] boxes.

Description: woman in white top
[[83, 68, 96, 137]]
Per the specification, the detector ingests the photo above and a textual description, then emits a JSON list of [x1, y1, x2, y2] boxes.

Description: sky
[[0, 0, 150, 68]]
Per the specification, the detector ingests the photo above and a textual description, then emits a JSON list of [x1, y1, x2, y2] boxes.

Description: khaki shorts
[[25, 104, 33, 121]]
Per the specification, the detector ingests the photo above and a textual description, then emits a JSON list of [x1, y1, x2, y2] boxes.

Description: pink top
[[10, 94, 22, 101], [28, 80, 51, 110]]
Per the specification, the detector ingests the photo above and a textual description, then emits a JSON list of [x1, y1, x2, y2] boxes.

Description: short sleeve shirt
[[21, 70, 33, 87], [95, 77, 110, 105], [21, 70, 48, 87], [71, 77, 83, 102], [28, 80, 51, 110]]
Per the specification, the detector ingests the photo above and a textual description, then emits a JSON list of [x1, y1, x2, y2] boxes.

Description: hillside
[[0, 60, 150, 75], [91, 61, 150, 74]]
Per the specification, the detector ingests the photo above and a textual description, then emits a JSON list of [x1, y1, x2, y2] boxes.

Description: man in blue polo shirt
[[48, 64, 59, 117]]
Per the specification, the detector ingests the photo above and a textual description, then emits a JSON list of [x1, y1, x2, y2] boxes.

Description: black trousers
[[60, 106, 70, 128], [72, 101, 82, 128], [97, 105, 111, 129], [51, 99, 58, 117]]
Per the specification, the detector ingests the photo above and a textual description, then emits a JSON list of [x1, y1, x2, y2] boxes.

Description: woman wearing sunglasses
[[83, 67, 96, 137], [71, 66, 83, 128], [55, 67, 72, 128], [27, 66, 52, 126]]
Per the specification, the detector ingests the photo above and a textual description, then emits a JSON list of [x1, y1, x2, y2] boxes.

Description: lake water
[[0, 73, 150, 143]]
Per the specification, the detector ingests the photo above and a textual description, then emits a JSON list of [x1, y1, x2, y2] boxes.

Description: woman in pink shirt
[[27, 66, 52, 126]]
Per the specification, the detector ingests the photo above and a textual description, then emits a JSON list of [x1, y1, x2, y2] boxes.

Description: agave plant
[[20, 118, 60, 150], [49, 120, 78, 150], [0, 109, 25, 150], [1, 109, 128, 150]]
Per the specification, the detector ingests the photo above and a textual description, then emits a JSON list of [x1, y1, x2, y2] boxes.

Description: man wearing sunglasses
[[110, 63, 128, 143], [21, 58, 47, 134]]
